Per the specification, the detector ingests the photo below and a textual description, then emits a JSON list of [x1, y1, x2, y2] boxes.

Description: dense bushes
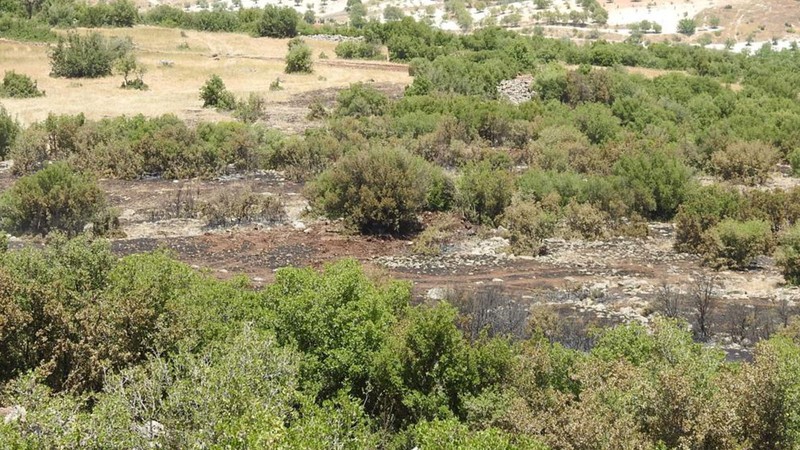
[[199, 74, 236, 109], [777, 223, 800, 285], [0, 163, 112, 237], [457, 161, 515, 226], [49, 32, 131, 78], [334, 40, 382, 60], [1, 244, 800, 448], [308, 147, 433, 234], [336, 82, 388, 117]]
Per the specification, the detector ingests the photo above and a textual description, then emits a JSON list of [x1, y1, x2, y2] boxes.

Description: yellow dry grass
[[0, 26, 411, 127]]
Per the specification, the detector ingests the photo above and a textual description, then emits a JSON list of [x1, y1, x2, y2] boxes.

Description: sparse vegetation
[[0, 71, 44, 98]]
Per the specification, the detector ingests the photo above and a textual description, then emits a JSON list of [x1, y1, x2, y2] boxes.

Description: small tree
[[285, 40, 312, 73], [677, 18, 697, 36], [115, 54, 147, 90], [456, 161, 515, 226], [0, 162, 111, 237], [258, 5, 299, 38], [335, 82, 387, 117], [199, 74, 236, 109]]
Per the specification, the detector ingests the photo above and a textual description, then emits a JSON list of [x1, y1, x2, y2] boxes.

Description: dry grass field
[[0, 26, 411, 129]]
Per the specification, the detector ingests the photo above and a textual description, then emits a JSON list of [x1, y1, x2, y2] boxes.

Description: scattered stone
[[0, 406, 26, 424], [497, 75, 534, 104]]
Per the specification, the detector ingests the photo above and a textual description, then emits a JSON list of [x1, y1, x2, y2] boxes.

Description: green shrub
[[0, 71, 44, 98], [336, 82, 388, 117], [199, 74, 236, 109], [0, 106, 19, 160], [427, 169, 456, 212], [258, 5, 299, 38], [0, 163, 112, 237], [8, 126, 50, 175], [233, 93, 267, 123], [710, 141, 779, 185], [114, 54, 147, 90], [776, 223, 800, 284], [700, 219, 773, 270], [308, 147, 432, 234], [613, 150, 692, 220], [285, 41, 313, 74], [456, 161, 515, 226], [334, 40, 382, 60], [49, 32, 131, 78], [502, 200, 557, 255], [677, 18, 696, 36], [674, 185, 743, 253]]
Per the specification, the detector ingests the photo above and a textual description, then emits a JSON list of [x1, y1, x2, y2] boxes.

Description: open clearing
[[0, 26, 410, 129]]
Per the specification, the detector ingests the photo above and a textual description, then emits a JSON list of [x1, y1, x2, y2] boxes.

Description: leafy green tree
[[776, 223, 800, 285], [700, 219, 774, 270], [258, 5, 299, 38], [613, 150, 693, 220]]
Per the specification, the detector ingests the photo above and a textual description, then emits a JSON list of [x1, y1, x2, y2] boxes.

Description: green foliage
[[335, 40, 382, 60], [0, 105, 19, 159], [613, 150, 693, 220], [199, 74, 236, 109], [677, 18, 697, 36], [0, 71, 44, 98], [308, 147, 433, 234], [285, 39, 313, 73], [233, 92, 267, 123], [457, 161, 515, 226], [49, 32, 131, 78], [336, 82, 388, 117], [0, 163, 112, 237], [258, 5, 299, 38], [675, 184, 744, 253], [776, 223, 800, 285], [114, 54, 147, 90], [700, 219, 773, 269]]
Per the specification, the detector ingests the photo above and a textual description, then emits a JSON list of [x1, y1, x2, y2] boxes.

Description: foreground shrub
[[700, 219, 773, 270], [710, 141, 779, 185], [234, 93, 267, 123], [0, 71, 44, 98], [0, 163, 111, 237], [0, 106, 19, 159], [776, 223, 800, 285], [308, 147, 432, 234], [502, 200, 557, 255], [49, 32, 131, 78], [199, 74, 236, 109], [457, 161, 515, 226]]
